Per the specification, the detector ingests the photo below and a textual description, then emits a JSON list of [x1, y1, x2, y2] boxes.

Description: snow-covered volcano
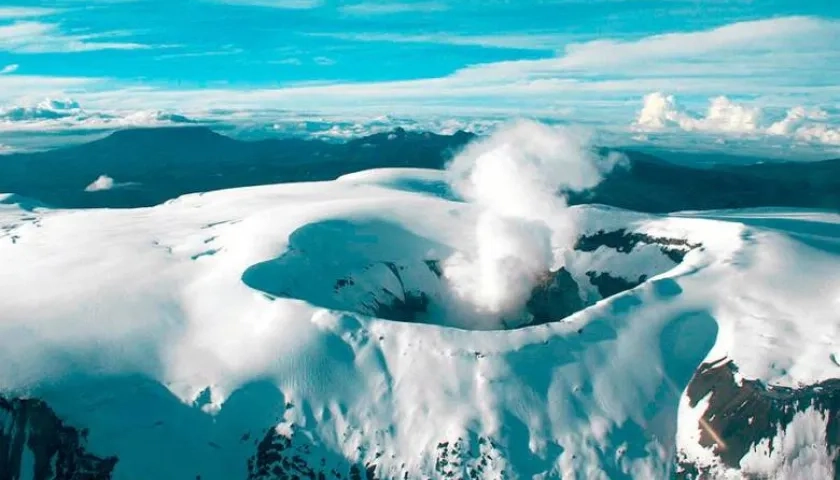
[[1, 121, 840, 479], [1, 169, 838, 479]]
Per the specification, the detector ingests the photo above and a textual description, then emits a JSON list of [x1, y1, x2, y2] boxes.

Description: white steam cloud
[[442, 120, 622, 328]]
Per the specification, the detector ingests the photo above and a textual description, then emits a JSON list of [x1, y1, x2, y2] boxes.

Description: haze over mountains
[[1, 126, 838, 213]]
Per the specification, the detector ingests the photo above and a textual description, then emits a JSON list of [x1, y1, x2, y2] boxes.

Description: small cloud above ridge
[[84, 174, 140, 192], [85, 174, 115, 192]]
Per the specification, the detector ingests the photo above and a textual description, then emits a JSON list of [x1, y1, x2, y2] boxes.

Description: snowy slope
[[1, 123, 839, 479], [1, 180, 838, 479]]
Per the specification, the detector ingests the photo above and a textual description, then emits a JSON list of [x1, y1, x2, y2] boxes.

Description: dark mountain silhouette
[[0, 125, 837, 212], [0, 126, 475, 208], [574, 150, 840, 212]]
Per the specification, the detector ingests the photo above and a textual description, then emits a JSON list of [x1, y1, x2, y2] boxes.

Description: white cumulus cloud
[[634, 92, 840, 146], [635, 92, 761, 133], [789, 123, 840, 146], [0, 97, 201, 132], [765, 106, 840, 144], [0, 97, 82, 121], [694, 96, 762, 133], [635, 92, 684, 130]]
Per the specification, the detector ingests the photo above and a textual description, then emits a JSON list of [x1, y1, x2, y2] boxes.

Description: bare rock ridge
[[247, 420, 510, 480], [574, 229, 701, 262], [677, 360, 840, 479], [0, 396, 118, 480]]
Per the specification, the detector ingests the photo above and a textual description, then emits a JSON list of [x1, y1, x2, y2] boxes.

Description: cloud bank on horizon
[[0, 1, 837, 156], [635, 93, 840, 146]]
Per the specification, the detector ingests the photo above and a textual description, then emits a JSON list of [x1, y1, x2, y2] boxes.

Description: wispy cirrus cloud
[[313, 56, 335, 66], [0, 7, 61, 19], [0, 21, 151, 53], [312, 16, 839, 57], [0, 74, 99, 101], [308, 31, 566, 50], [288, 16, 840, 110], [154, 45, 244, 60], [3, 15, 839, 156], [452, 16, 840, 81], [213, 0, 323, 8], [339, 2, 448, 15], [556, 15, 833, 69], [272, 57, 302, 65]]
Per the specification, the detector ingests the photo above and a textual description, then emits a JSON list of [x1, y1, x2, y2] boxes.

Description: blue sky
[[0, 0, 838, 155]]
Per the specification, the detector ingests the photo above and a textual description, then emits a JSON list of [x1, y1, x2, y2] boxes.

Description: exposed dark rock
[[332, 261, 432, 324], [586, 271, 648, 299], [525, 268, 584, 325], [334, 277, 354, 291], [248, 424, 505, 480], [340, 261, 586, 328], [575, 229, 700, 262], [424, 260, 443, 278], [366, 289, 430, 324], [0, 395, 118, 480], [676, 358, 840, 479], [431, 435, 505, 480], [248, 423, 379, 480]]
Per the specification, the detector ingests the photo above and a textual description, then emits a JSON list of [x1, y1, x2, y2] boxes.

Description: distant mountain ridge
[[0, 125, 838, 211]]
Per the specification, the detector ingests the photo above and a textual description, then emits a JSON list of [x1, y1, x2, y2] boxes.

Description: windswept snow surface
[[1, 129, 839, 478]]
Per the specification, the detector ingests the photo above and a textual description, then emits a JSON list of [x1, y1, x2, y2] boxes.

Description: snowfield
[[1, 179, 838, 479], [1, 123, 839, 479]]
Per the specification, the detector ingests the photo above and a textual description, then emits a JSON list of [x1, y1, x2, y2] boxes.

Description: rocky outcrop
[[574, 229, 700, 263], [525, 268, 584, 326], [247, 423, 507, 480], [677, 359, 840, 479], [247, 423, 377, 480], [0, 396, 117, 480], [585, 271, 647, 299], [332, 261, 434, 324]]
